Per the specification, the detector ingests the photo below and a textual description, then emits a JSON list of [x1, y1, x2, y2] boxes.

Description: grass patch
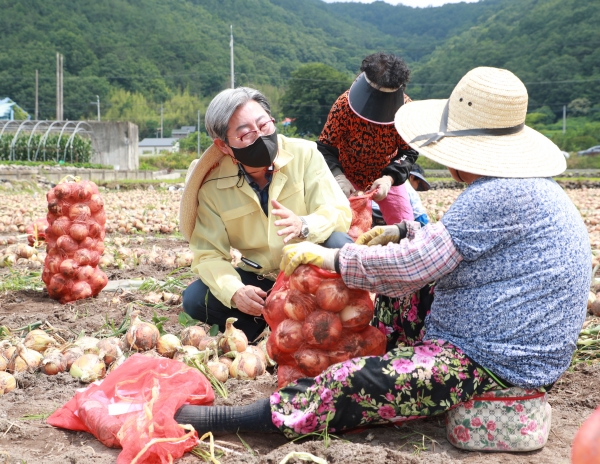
[[139, 152, 197, 171], [0, 269, 43, 292]]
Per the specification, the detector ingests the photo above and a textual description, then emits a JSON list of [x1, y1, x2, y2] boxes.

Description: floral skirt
[[271, 339, 499, 438]]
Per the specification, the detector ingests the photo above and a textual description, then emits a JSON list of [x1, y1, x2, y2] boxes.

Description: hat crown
[[447, 67, 528, 132]]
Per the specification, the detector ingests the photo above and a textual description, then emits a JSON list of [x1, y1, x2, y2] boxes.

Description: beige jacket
[[189, 135, 351, 307]]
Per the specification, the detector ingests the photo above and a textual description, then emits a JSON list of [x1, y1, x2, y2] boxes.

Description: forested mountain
[[1, 0, 599, 133]]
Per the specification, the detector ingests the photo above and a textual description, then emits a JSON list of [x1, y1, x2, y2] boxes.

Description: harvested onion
[[126, 311, 160, 351], [207, 360, 229, 383], [8, 344, 43, 373], [23, 329, 57, 353], [156, 334, 182, 358], [97, 337, 124, 365], [74, 336, 100, 354], [70, 353, 106, 383], [180, 326, 207, 348], [42, 349, 67, 375], [218, 318, 248, 354], [230, 351, 265, 380], [173, 345, 201, 362], [0, 371, 16, 394], [62, 346, 84, 370]]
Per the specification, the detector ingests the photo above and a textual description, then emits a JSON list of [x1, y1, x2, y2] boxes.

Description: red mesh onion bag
[[348, 190, 376, 241], [47, 354, 215, 464], [42, 179, 108, 303], [265, 264, 386, 389]]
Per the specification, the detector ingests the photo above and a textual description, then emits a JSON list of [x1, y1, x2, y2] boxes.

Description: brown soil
[[1, 189, 599, 464]]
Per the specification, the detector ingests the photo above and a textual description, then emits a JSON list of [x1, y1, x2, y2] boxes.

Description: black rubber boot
[[174, 398, 280, 434]]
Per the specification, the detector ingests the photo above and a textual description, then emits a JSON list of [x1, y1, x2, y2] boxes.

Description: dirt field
[[0, 184, 599, 464]]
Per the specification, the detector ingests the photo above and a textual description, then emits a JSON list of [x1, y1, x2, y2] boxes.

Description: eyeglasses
[[228, 118, 276, 147]]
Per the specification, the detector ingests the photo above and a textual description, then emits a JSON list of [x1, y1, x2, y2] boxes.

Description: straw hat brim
[[395, 99, 566, 178], [179, 144, 225, 242]]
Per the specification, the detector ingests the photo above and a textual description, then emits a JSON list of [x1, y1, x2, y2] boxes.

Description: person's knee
[[182, 281, 209, 321], [322, 231, 354, 249]]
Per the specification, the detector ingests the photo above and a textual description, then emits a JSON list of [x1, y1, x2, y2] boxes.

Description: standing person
[[317, 52, 418, 225], [406, 163, 431, 226], [179, 87, 352, 341], [174, 67, 591, 438]]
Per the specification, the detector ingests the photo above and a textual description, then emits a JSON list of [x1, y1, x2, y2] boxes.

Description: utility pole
[[91, 95, 100, 121], [197, 110, 201, 157], [230, 25, 234, 89], [160, 104, 164, 138], [35, 69, 38, 120], [562, 105, 566, 135], [56, 52, 64, 121]]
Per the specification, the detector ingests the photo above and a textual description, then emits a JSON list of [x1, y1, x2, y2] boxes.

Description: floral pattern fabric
[[446, 387, 551, 451], [270, 339, 499, 438], [372, 284, 434, 351]]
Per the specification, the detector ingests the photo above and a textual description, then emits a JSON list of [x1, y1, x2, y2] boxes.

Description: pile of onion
[[263, 265, 386, 388], [41, 179, 108, 304]]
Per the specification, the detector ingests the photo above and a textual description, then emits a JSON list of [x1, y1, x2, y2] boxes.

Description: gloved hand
[[335, 174, 356, 197], [280, 242, 337, 276], [356, 223, 407, 246], [370, 176, 393, 201]]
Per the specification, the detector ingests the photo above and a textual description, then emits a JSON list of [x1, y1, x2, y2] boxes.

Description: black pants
[[182, 232, 354, 341]]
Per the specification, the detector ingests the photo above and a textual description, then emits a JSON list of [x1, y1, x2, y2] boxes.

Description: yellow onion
[[42, 349, 67, 375], [218, 356, 233, 368], [229, 352, 265, 380], [0, 371, 16, 394], [258, 338, 276, 367], [218, 318, 248, 354], [207, 360, 229, 383], [245, 345, 267, 366], [74, 336, 100, 354], [180, 326, 207, 348], [198, 337, 216, 351], [126, 311, 160, 351], [97, 337, 124, 365], [0, 353, 8, 371], [107, 354, 126, 373], [8, 344, 43, 373], [156, 334, 182, 358], [62, 346, 84, 370], [173, 345, 200, 363], [23, 329, 57, 353], [70, 354, 106, 383]]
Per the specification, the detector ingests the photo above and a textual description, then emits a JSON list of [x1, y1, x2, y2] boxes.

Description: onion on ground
[[218, 318, 248, 354], [0, 371, 16, 394], [70, 353, 106, 383], [42, 350, 68, 375], [62, 346, 84, 370], [97, 337, 125, 365], [23, 329, 57, 353], [125, 311, 160, 351], [230, 352, 265, 380], [8, 344, 43, 374], [74, 336, 100, 354], [180, 326, 207, 348], [156, 334, 182, 358]]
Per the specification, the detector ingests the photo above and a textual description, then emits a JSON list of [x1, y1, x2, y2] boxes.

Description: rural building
[[138, 137, 179, 155]]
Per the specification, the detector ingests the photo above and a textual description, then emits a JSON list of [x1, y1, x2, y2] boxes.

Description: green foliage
[[0, 134, 91, 163], [178, 132, 213, 153], [281, 63, 351, 135], [139, 151, 197, 171]]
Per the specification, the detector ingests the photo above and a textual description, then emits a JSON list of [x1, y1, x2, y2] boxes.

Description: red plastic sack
[[47, 354, 215, 464], [264, 265, 386, 388], [348, 190, 376, 241], [41, 179, 108, 303]]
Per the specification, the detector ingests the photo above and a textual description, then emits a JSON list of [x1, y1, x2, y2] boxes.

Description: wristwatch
[[299, 217, 309, 239]]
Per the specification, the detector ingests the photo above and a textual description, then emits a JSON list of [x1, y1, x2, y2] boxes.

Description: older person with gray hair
[[179, 87, 352, 340]]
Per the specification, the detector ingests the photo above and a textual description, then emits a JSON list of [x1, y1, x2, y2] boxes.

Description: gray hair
[[204, 87, 271, 142]]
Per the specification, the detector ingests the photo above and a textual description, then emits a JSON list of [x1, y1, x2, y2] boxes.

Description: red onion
[[315, 279, 349, 312], [273, 319, 304, 354], [263, 290, 288, 329], [283, 290, 315, 321], [289, 265, 322, 294], [302, 310, 342, 349]]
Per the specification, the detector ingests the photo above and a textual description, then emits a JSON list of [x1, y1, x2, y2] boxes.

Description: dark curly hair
[[360, 52, 411, 89]]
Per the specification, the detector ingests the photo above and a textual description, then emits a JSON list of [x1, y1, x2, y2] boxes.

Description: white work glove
[[370, 176, 393, 201], [335, 174, 356, 198], [356, 223, 407, 246], [280, 242, 337, 276]]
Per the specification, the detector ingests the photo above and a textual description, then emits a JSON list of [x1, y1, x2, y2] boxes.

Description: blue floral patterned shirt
[[428, 177, 591, 388]]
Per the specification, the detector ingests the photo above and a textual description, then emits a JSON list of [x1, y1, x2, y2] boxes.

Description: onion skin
[[0, 371, 16, 394], [62, 346, 84, 370], [283, 290, 315, 322], [273, 319, 304, 354], [289, 265, 322, 294], [302, 311, 342, 349], [180, 326, 207, 348], [0, 353, 8, 372], [8, 344, 43, 373], [263, 290, 288, 329], [230, 352, 265, 380], [218, 317, 248, 354], [70, 354, 106, 383], [207, 361, 229, 383], [126, 312, 160, 352], [218, 356, 233, 367], [294, 347, 330, 377], [156, 334, 182, 358], [315, 279, 349, 312], [42, 350, 67, 375]]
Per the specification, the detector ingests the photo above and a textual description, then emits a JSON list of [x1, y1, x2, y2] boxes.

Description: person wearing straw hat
[[317, 52, 418, 225], [174, 67, 591, 438], [179, 87, 352, 341]]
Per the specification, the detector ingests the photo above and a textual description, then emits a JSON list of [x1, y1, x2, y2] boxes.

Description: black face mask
[[229, 131, 278, 168]]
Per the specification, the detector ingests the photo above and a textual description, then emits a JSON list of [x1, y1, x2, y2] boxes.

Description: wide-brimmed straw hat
[[395, 67, 566, 178], [179, 144, 225, 242]]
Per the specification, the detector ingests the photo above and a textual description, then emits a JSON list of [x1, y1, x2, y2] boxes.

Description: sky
[[321, 0, 480, 8]]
